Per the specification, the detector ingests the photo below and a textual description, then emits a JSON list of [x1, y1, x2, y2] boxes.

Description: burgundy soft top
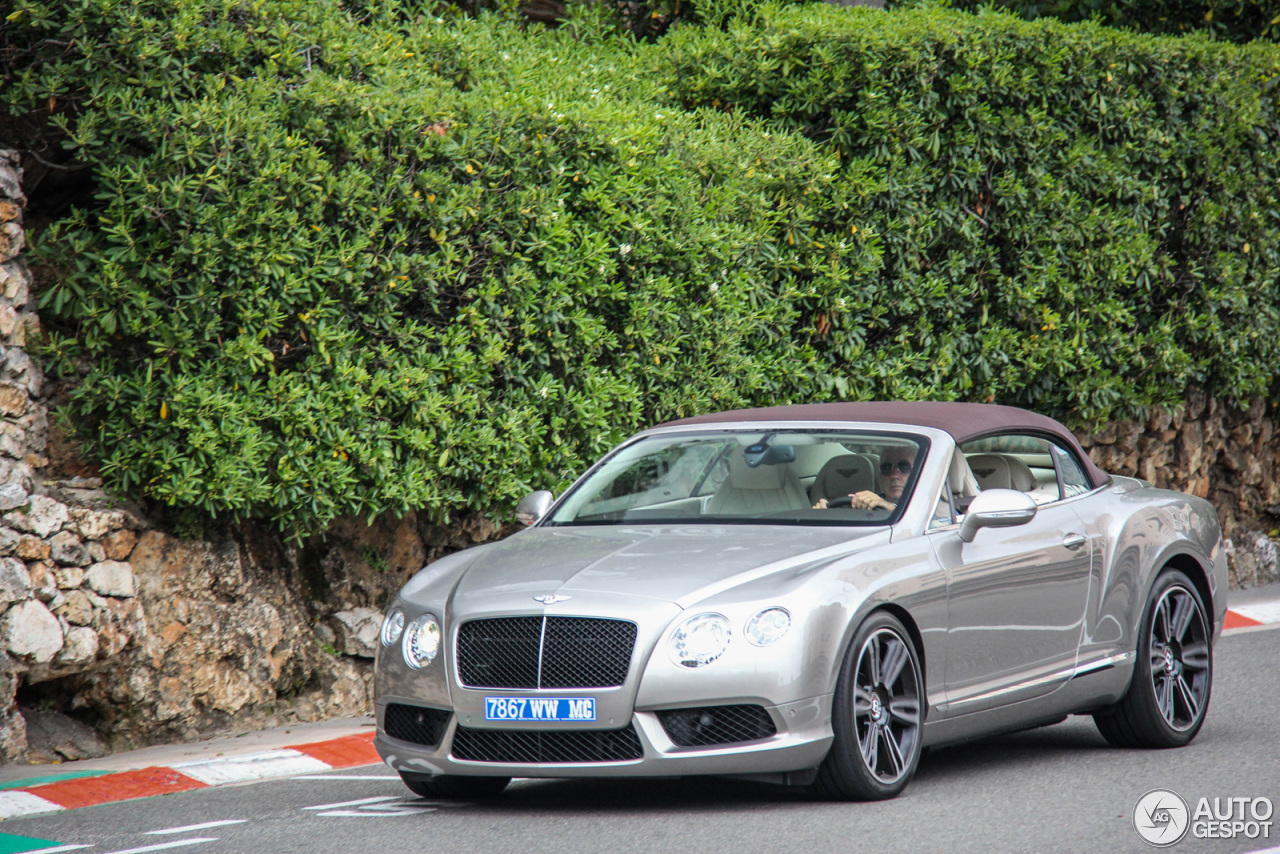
[[660, 401, 1108, 488]]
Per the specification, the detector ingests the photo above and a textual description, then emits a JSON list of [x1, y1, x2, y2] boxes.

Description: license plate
[[484, 697, 596, 722]]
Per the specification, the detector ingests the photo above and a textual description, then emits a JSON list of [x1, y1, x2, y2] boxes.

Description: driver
[[813, 445, 916, 511]]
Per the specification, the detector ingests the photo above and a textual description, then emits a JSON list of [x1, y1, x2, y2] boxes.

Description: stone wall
[[1079, 392, 1280, 588]]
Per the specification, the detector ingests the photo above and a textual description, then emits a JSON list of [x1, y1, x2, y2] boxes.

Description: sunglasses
[[879, 460, 914, 476]]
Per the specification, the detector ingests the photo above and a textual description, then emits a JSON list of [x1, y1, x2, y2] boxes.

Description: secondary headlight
[[744, 608, 791, 646], [380, 609, 405, 646], [402, 613, 441, 669], [669, 612, 732, 668]]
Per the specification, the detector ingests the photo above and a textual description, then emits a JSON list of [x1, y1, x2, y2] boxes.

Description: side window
[[960, 434, 1061, 505], [1051, 443, 1092, 498]]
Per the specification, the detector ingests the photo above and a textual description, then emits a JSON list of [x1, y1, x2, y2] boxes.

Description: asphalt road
[[6, 626, 1279, 854]]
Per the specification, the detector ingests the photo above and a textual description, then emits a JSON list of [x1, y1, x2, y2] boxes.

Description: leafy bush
[[900, 0, 1280, 44], [664, 3, 1280, 417], [9, 2, 862, 529], [3, 0, 1278, 532]]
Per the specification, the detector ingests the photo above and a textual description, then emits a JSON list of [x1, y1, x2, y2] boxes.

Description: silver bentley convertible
[[373, 402, 1225, 801]]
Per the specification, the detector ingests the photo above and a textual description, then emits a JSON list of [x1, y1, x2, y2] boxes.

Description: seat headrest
[[965, 454, 1037, 492], [810, 454, 875, 502]]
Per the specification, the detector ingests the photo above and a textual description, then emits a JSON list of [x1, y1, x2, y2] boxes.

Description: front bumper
[[374, 695, 834, 779]]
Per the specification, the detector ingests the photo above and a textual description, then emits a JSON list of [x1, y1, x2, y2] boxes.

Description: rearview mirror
[[958, 489, 1037, 543], [516, 490, 554, 527]]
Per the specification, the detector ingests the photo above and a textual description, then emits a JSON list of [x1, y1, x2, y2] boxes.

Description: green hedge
[[664, 3, 1280, 416], [902, 0, 1280, 44], [9, 1, 864, 529], [5, 1, 1280, 531]]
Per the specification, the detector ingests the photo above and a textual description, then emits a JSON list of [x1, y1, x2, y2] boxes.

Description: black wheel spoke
[[1156, 601, 1172, 644], [1169, 593, 1194, 643], [881, 728, 905, 777], [1175, 675, 1200, 721], [854, 686, 875, 714], [1181, 640, 1210, 672], [888, 697, 919, 725], [860, 723, 879, 769], [1155, 674, 1175, 722], [879, 637, 908, 688]]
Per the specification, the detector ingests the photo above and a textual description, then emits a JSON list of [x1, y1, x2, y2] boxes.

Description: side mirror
[[516, 490, 554, 527], [957, 488, 1037, 543]]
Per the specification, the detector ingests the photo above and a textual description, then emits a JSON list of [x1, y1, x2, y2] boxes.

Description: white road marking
[[293, 775, 400, 780], [1243, 847, 1280, 854], [0, 790, 66, 819], [173, 749, 330, 785], [23, 846, 94, 854], [315, 805, 437, 817], [303, 795, 400, 810], [146, 820, 248, 835], [103, 838, 218, 854]]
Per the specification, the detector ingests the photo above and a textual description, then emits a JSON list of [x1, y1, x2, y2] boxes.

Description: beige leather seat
[[809, 454, 876, 504], [705, 450, 808, 515], [965, 453, 1036, 493]]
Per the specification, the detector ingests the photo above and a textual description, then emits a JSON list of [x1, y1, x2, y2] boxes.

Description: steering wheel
[[823, 496, 854, 508]]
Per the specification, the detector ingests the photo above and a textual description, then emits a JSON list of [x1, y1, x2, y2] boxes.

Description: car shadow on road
[[450, 718, 1119, 814]]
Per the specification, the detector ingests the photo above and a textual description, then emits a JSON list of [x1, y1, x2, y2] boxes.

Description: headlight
[[402, 613, 441, 669], [380, 609, 405, 646], [744, 608, 791, 646], [669, 612, 732, 668]]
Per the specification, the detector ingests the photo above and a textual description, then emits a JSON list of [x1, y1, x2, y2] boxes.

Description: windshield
[[546, 430, 929, 527]]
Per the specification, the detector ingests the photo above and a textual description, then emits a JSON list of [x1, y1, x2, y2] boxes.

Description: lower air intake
[[384, 703, 451, 748], [657, 704, 777, 747], [451, 724, 644, 763]]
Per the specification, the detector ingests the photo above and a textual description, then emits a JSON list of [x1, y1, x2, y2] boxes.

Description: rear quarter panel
[[1076, 477, 1225, 670]]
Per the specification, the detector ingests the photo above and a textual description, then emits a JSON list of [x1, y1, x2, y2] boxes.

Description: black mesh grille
[[384, 703, 451, 748], [451, 724, 644, 763], [456, 617, 637, 689], [540, 617, 637, 688], [457, 617, 542, 689], [657, 705, 777, 747]]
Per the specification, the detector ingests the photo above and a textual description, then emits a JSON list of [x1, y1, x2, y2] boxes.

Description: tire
[[399, 772, 511, 800], [812, 611, 924, 801], [1094, 568, 1212, 749]]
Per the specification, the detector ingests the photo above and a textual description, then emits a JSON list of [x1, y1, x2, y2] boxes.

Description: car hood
[[446, 524, 888, 611]]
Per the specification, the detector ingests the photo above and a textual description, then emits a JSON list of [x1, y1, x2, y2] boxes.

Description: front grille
[[451, 724, 644, 763], [384, 703, 451, 747], [657, 705, 777, 747], [457, 617, 637, 689]]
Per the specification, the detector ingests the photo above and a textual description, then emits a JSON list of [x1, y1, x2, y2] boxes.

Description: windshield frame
[[541, 427, 931, 528]]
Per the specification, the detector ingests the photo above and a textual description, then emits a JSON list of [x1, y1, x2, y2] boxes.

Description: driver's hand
[[851, 490, 894, 511], [812, 498, 828, 509]]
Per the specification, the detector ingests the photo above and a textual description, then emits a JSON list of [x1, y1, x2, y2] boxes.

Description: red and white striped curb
[[1225, 600, 1280, 630], [0, 733, 379, 820]]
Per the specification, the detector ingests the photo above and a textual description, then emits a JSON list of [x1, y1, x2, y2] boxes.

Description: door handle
[[1062, 533, 1087, 551]]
